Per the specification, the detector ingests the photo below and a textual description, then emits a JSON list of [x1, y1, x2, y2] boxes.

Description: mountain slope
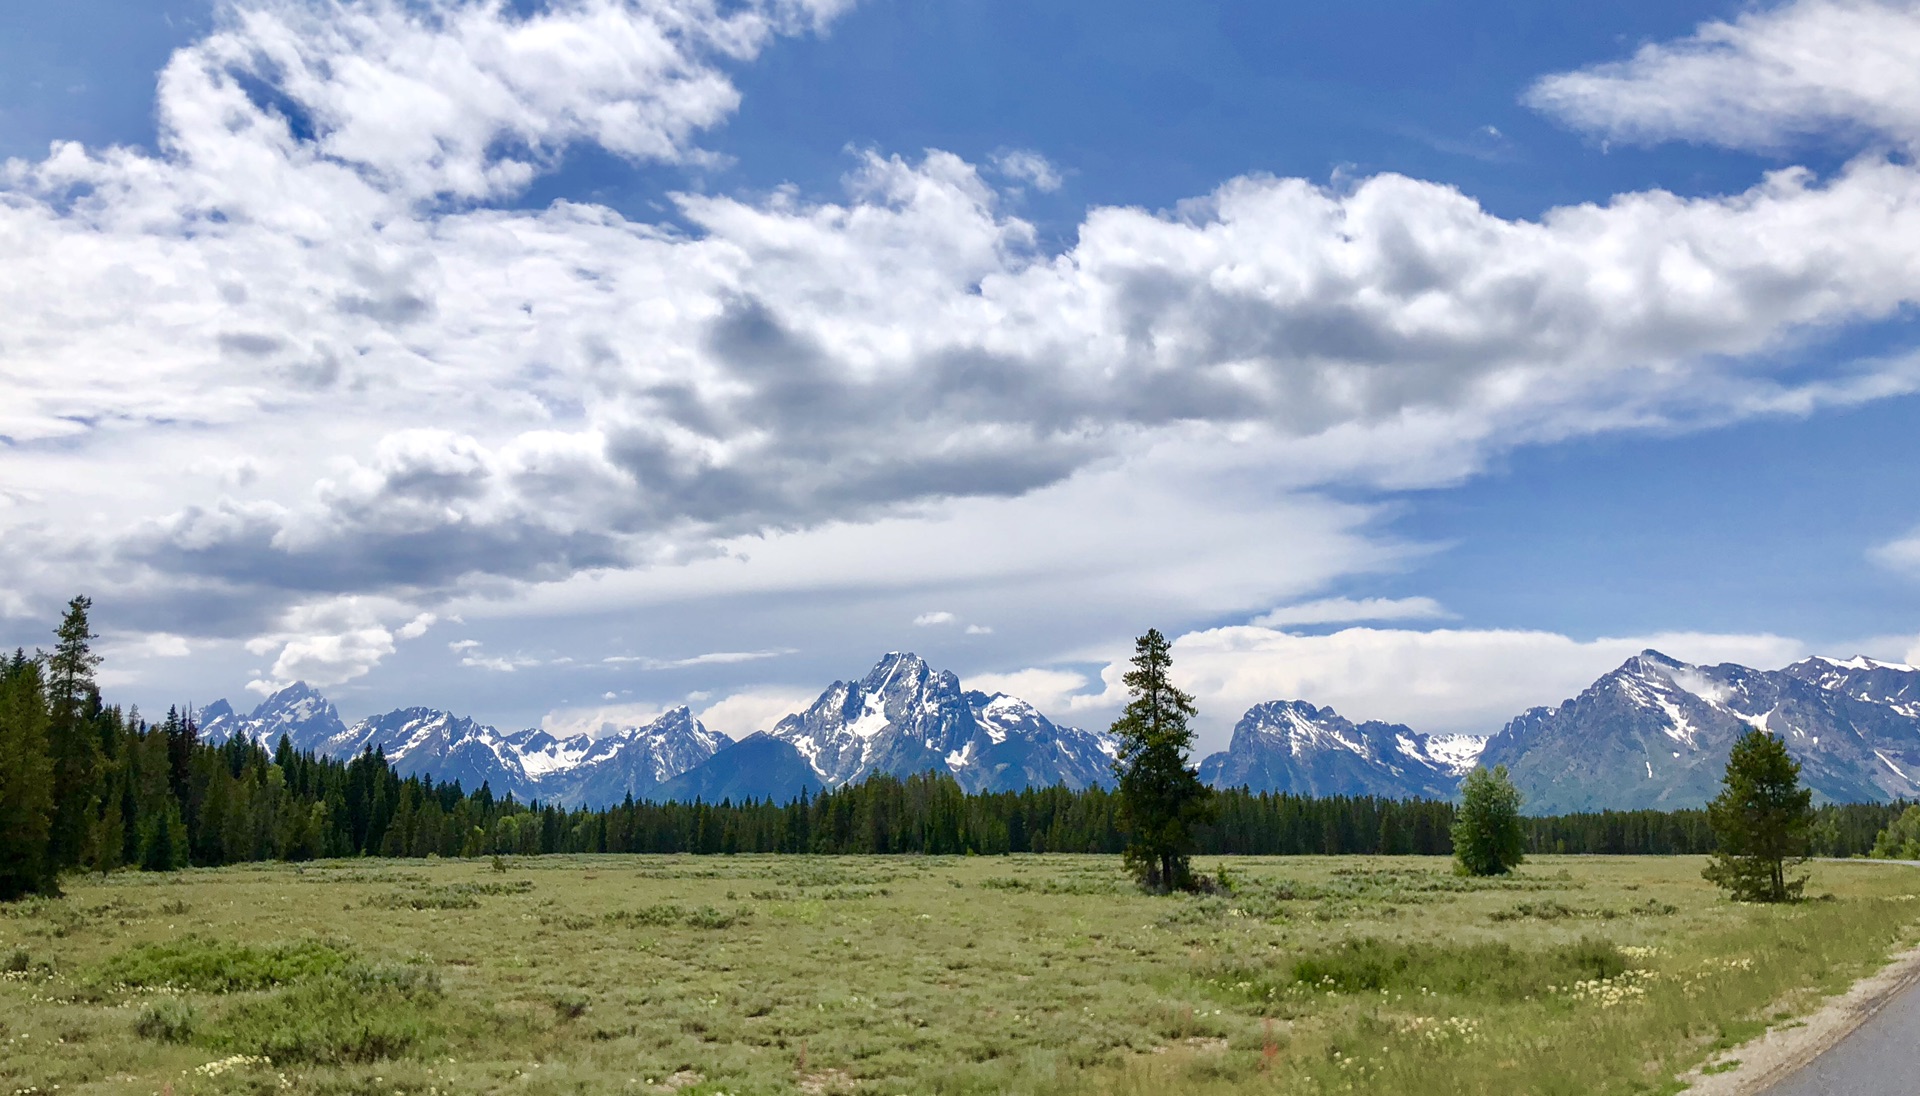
[[1196, 701, 1475, 799], [657, 732, 824, 804], [1478, 651, 1920, 813], [544, 707, 730, 806]]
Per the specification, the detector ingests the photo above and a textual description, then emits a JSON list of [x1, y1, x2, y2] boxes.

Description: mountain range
[[1477, 651, 1920, 813], [197, 649, 1920, 813], [198, 652, 1118, 807]]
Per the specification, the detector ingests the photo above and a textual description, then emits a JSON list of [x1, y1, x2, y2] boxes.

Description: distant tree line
[[1, 597, 1910, 899]]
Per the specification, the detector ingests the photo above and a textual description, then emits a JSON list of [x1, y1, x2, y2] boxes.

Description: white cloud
[[984, 626, 1810, 748], [460, 653, 539, 672], [990, 148, 1064, 192], [913, 611, 958, 626], [540, 701, 673, 740], [693, 686, 818, 739], [1527, 0, 1920, 152], [1250, 596, 1451, 627], [1163, 625, 1809, 743], [1871, 529, 1920, 574], [106, 632, 194, 660], [964, 624, 993, 635], [602, 648, 794, 669], [396, 612, 436, 640], [447, 638, 482, 652], [965, 667, 1093, 713], [241, 595, 430, 689], [255, 628, 394, 691]]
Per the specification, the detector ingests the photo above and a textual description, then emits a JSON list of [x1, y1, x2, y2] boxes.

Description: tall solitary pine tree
[[1111, 629, 1212, 891], [45, 595, 104, 871], [1704, 729, 1814, 902]]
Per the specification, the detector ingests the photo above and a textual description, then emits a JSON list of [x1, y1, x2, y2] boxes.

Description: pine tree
[[1452, 765, 1526, 876], [1704, 729, 1814, 902], [1111, 628, 1212, 891], [45, 596, 104, 871], [0, 652, 57, 899]]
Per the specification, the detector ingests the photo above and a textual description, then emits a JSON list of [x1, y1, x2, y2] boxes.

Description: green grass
[[0, 854, 1914, 1095]]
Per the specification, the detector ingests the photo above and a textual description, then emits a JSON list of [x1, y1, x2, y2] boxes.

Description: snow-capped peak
[[1809, 654, 1919, 673]]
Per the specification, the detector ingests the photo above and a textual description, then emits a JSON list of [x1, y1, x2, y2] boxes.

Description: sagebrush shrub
[[134, 999, 197, 1043]]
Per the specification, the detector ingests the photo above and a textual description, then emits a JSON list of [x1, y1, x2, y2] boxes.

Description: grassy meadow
[[1, 854, 1916, 1096]]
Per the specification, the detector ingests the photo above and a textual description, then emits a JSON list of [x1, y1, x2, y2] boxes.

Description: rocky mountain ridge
[[197, 649, 1920, 812], [196, 652, 1120, 806], [1478, 651, 1920, 813]]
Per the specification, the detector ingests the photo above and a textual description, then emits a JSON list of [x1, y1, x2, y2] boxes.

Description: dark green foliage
[[1453, 765, 1526, 876], [95, 936, 352, 993], [0, 653, 56, 899], [1870, 804, 1920, 860], [1704, 729, 1814, 902], [1111, 629, 1212, 891]]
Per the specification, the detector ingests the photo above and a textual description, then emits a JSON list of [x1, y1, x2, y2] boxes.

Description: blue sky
[[2, 0, 1917, 747]]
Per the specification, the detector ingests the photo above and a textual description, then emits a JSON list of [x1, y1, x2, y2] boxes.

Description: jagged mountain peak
[[762, 653, 1115, 793], [1199, 700, 1467, 799]]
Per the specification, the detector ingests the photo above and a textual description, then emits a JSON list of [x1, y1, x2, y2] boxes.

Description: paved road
[[1762, 860, 1920, 1096], [1760, 976, 1920, 1095]]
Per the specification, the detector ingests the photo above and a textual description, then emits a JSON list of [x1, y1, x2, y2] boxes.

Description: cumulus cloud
[[1004, 626, 1811, 747], [5, 0, 1920, 708], [1527, 0, 1920, 152], [913, 611, 959, 626], [1250, 596, 1451, 627], [242, 595, 439, 690]]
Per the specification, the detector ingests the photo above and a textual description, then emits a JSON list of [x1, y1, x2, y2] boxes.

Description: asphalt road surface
[[1760, 975, 1920, 1095]]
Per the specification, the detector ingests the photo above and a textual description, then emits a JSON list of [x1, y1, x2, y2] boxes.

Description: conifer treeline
[[0, 597, 1908, 900]]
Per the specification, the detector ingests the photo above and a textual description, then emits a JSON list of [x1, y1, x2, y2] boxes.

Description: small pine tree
[[1111, 629, 1212, 892], [1704, 729, 1813, 902], [1452, 764, 1526, 876]]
